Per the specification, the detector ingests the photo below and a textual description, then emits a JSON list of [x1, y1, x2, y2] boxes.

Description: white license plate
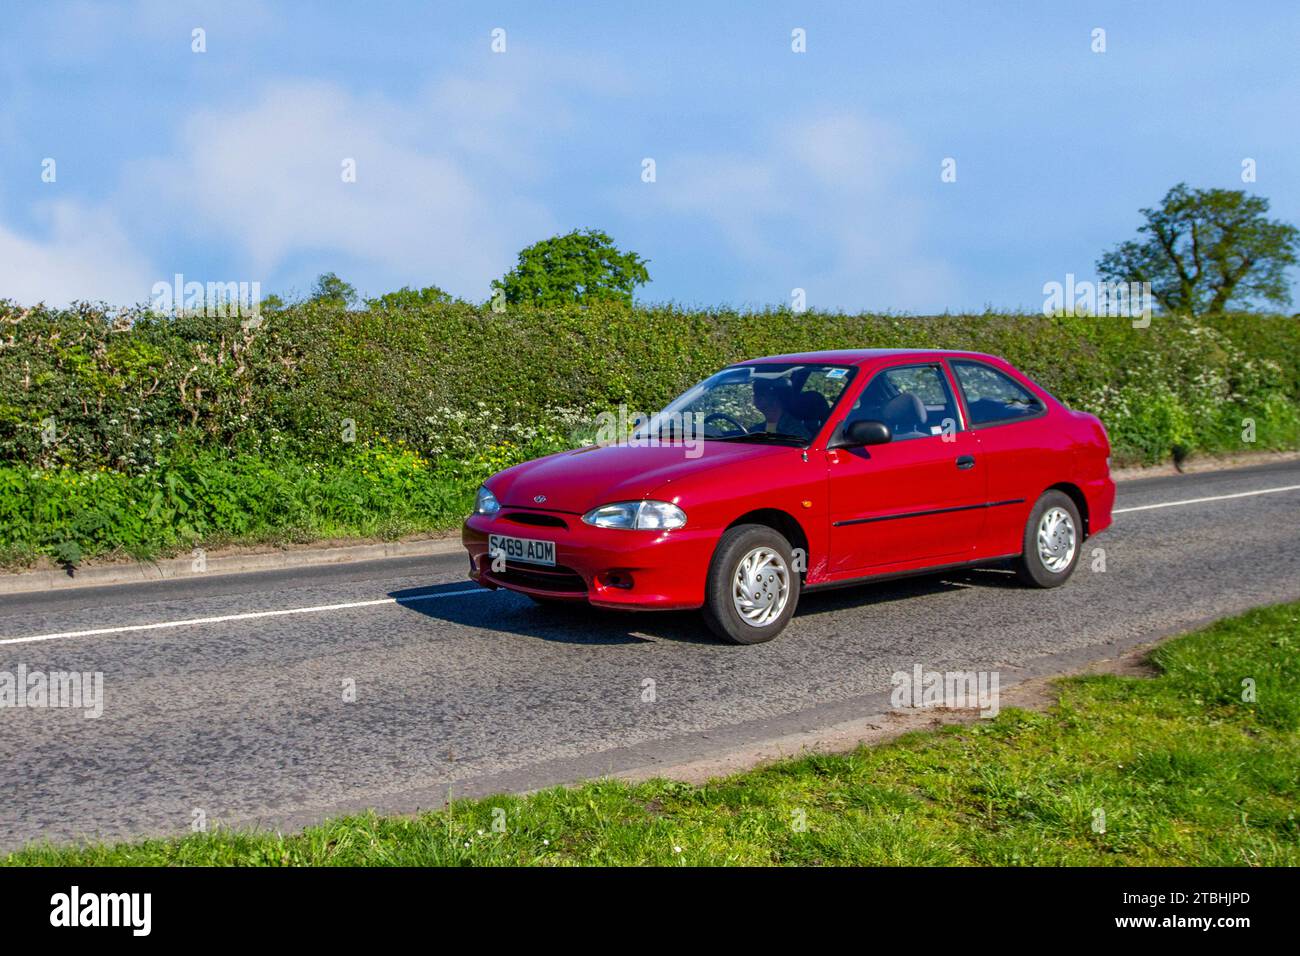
[[488, 534, 556, 567]]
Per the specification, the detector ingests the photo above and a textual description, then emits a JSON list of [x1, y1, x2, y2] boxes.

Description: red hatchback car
[[463, 350, 1114, 644]]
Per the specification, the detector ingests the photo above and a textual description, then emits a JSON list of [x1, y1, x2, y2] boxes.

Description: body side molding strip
[[832, 498, 1025, 528]]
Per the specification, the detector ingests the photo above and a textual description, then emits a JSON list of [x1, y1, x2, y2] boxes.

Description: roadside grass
[[7, 601, 1297, 866], [0, 444, 487, 570]]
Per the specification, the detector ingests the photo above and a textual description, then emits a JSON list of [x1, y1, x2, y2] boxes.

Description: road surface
[[1, 460, 1298, 852]]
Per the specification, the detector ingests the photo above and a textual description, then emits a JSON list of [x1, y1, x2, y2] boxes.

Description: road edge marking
[[0, 588, 490, 646], [1113, 483, 1300, 514], [7, 482, 1298, 647]]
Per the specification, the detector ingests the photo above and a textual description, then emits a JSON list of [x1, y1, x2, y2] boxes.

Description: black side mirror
[[830, 419, 892, 449]]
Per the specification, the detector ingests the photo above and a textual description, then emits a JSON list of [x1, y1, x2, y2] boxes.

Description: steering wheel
[[704, 412, 750, 436]]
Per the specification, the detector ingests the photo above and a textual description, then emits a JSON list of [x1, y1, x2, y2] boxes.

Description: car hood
[[492, 441, 788, 514]]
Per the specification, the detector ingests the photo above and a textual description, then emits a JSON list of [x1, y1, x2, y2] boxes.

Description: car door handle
[[955, 455, 976, 470]]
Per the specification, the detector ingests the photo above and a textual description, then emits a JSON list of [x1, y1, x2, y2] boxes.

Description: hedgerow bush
[[1, 298, 1297, 564], [0, 442, 500, 566]]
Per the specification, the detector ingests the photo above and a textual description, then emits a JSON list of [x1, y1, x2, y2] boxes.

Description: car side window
[[951, 361, 1043, 426], [847, 364, 960, 442]]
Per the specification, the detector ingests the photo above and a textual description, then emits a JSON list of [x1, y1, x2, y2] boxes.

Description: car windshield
[[640, 363, 857, 446]]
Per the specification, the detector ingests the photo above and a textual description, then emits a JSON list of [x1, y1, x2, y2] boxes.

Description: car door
[[826, 362, 985, 575], [947, 358, 1058, 556]]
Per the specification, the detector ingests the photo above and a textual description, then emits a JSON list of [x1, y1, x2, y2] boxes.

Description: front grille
[[502, 511, 569, 529], [496, 561, 587, 594]]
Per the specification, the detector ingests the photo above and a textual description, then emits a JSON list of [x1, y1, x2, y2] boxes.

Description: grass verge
[[0, 444, 481, 569], [6, 601, 1298, 866]]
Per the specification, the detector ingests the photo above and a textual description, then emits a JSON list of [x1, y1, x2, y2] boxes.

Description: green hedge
[[0, 444, 471, 566], [2, 300, 1297, 564], [2, 300, 1298, 472]]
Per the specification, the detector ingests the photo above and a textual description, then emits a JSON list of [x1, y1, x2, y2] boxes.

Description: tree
[[309, 272, 357, 307], [1098, 184, 1299, 315], [492, 229, 650, 307], [366, 285, 455, 310]]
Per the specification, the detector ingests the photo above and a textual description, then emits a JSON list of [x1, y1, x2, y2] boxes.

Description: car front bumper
[[462, 513, 716, 610]]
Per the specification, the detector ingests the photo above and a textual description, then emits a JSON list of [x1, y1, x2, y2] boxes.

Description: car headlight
[[474, 485, 501, 515], [582, 500, 687, 530]]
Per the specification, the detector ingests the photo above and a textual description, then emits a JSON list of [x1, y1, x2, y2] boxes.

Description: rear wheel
[[1013, 491, 1082, 587], [702, 524, 800, 644]]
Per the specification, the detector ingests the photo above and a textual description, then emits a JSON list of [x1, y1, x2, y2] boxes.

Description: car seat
[[880, 391, 927, 437], [791, 390, 832, 433]]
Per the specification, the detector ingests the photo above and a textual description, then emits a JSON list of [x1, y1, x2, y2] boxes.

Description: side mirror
[[830, 419, 892, 449]]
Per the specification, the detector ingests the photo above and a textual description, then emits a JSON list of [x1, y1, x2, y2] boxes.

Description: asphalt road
[[2, 460, 1299, 852]]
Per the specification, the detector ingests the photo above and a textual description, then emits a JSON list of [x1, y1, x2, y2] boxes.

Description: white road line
[[4, 482, 1297, 647], [0, 588, 490, 647], [1113, 483, 1300, 514]]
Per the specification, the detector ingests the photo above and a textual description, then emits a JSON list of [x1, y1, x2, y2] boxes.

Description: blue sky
[[2, 0, 1297, 312]]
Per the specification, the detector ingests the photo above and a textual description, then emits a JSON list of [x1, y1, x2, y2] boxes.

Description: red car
[[463, 350, 1114, 644]]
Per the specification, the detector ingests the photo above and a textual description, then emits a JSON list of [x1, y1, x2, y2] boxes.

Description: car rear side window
[[848, 364, 960, 442], [951, 361, 1044, 426]]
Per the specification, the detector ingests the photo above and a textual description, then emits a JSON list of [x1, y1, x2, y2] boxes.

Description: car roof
[[736, 348, 1002, 367]]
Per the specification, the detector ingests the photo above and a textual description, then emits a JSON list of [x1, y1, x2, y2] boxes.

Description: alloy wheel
[[731, 546, 791, 627], [1036, 506, 1077, 573]]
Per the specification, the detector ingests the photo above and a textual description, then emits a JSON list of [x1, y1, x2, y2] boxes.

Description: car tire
[[701, 524, 801, 644], [1014, 490, 1082, 588]]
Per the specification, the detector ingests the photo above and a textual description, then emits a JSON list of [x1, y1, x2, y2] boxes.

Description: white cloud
[[126, 70, 578, 299], [640, 111, 959, 311], [0, 201, 156, 306], [29, 0, 275, 64], [133, 81, 548, 297], [2, 45, 628, 307], [790, 113, 911, 194]]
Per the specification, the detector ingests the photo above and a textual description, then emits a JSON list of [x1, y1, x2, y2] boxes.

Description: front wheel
[[701, 524, 800, 644], [1013, 491, 1082, 587]]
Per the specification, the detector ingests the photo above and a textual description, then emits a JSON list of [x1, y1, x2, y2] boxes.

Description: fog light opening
[[603, 571, 634, 590]]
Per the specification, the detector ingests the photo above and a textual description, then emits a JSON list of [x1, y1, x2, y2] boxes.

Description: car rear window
[[951, 361, 1044, 425]]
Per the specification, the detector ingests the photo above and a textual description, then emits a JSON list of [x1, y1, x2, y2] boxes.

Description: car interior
[[790, 387, 832, 434], [847, 366, 953, 441]]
